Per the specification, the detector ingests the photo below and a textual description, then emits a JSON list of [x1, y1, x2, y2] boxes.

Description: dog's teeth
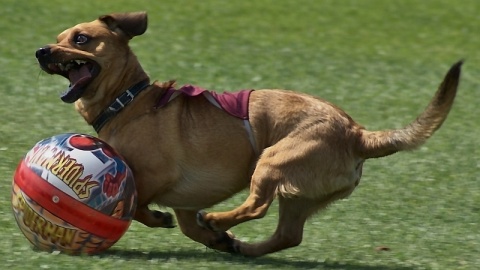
[[75, 60, 87, 65], [56, 63, 66, 71]]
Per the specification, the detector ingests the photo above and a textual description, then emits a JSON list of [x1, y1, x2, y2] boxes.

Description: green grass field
[[1, 0, 479, 269]]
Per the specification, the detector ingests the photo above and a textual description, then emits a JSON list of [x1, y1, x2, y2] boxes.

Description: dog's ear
[[99, 11, 148, 39]]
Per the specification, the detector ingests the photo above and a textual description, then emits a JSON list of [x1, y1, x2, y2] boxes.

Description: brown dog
[[35, 11, 462, 257]]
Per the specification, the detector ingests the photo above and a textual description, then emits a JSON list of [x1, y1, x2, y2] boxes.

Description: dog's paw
[[152, 210, 176, 228], [196, 210, 220, 231]]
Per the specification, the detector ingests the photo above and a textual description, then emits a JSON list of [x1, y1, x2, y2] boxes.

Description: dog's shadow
[[101, 248, 413, 270]]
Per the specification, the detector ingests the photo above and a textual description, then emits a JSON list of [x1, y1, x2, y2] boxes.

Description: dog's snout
[[35, 47, 51, 59]]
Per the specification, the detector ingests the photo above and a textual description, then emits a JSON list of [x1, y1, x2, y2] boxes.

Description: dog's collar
[[92, 79, 150, 133]]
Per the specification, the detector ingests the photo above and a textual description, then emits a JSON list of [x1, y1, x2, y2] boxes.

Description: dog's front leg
[[174, 209, 241, 254], [134, 205, 176, 228]]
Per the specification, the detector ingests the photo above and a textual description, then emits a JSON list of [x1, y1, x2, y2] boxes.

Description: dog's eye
[[74, 34, 90, 45]]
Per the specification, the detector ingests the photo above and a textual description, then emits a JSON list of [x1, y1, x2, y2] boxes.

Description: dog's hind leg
[[235, 185, 358, 256], [134, 205, 176, 228], [234, 197, 314, 257], [197, 183, 357, 256]]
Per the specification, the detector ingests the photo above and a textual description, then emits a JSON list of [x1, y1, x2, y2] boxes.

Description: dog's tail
[[356, 61, 463, 159]]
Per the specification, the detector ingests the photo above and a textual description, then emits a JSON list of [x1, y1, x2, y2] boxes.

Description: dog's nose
[[35, 47, 51, 59]]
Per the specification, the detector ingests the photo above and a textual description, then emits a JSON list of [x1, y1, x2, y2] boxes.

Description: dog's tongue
[[61, 65, 92, 103], [68, 65, 91, 87]]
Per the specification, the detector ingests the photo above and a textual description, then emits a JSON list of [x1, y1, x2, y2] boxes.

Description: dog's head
[[35, 12, 148, 103]]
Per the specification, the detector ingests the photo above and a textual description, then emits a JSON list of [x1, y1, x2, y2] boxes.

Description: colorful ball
[[12, 133, 137, 254]]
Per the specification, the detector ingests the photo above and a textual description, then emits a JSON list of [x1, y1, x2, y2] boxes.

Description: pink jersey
[[155, 85, 258, 154]]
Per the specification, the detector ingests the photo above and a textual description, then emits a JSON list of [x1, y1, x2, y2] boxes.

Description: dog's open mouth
[[44, 59, 100, 103]]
